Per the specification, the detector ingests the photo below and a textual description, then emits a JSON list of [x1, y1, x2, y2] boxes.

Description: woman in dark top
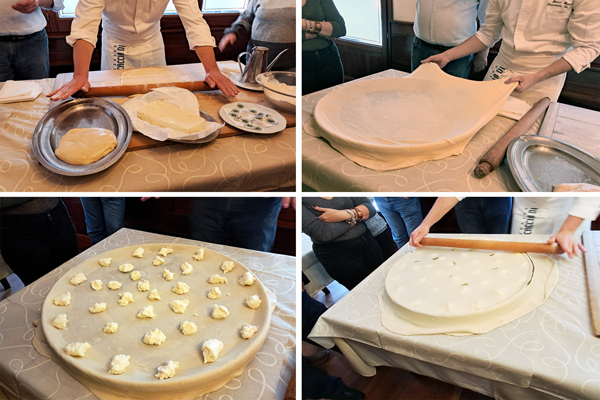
[[302, 0, 346, 95], [303, 197, 385, 291]]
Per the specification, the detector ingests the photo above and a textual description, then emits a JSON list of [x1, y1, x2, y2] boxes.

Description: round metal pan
[[507, 135, 600, 192], [168, 110, 221, 144], [32, 98, 132, 176]]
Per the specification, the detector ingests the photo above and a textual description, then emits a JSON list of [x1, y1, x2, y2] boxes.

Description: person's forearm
[[302, 19, 334, 37], [73, 40, 94, 79], [533, 57, 573, 84], [40, 0, 55, 8], [194, 46, 219, 73], [446, 36, 488, 62], [422, 197, 460, 229], [558, 215, 584, 235], [356, 205, 369, 220]]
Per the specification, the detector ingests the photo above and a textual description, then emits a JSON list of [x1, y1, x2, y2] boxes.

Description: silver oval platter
[[168, 110, 221, 144], [32, 98, 132, 176], [507, 135, 600, 192]]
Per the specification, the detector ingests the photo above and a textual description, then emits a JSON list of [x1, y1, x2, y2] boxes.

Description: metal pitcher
[[237, 46, 288, 85]]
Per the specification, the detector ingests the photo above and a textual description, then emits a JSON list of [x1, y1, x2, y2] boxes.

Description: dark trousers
[[302, 357, 347, 400], [454, 197, 512, 234], [80, 197, 126, 245], [302, 43, 344, 95], [0, 200, 78, 286], [0, 29, 50, 82], [411, 37, 473, 79], [312, 230, 384, 291]]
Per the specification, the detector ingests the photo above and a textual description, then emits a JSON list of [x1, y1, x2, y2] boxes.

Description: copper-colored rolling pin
[[474, 96, 552, 179], [420, 237, 563, 254], [71, 80, 212, 98]]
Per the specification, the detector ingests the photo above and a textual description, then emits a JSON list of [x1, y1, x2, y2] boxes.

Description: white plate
[[219, 102, 286, 134], [228, 73, 263, 92]]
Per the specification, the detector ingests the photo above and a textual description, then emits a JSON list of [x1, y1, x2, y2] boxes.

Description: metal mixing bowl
[[255, 71, 296, 112]]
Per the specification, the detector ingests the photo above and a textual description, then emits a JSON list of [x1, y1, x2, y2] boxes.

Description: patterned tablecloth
[[0, 62, 295, 192], [0, 229, 296, 400], [308, 234, 600, 400], [302, 69, 544, 192]]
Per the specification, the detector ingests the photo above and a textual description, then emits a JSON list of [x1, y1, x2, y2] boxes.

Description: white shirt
[[0, 0, 65, 36], [66, 0, 215, 49], [475, 0, 600, 73], [414, 0, 489, 47]]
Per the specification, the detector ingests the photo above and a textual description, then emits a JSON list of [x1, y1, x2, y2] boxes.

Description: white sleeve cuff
[[50, 0, 65, 12], [569, 198, 600, 221]]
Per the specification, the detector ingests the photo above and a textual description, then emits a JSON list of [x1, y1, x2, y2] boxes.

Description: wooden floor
[[305, 281, 493, 400]]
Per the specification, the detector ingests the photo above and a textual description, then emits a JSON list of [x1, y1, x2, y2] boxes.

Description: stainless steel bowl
[[255, 71, 296, 112], [32, 98, 132, 176]]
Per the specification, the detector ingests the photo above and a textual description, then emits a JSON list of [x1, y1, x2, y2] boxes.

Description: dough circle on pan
[[55, 128, 118, 165]]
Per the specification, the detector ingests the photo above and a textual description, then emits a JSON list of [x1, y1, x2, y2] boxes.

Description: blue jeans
[[302, 43, 344, 95], [80, 197, 126, 245], [374, 198, 423, 249], [411, 37, 473, 79], [454, 198, 512, 234], [0, 30, 49, 82], [191, 198, 281, 252]]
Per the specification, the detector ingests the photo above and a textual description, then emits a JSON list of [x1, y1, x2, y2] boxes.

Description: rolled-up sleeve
[[474, 0, 503, 47], [562, 0, 600, 73], [47, 0, 65, 12], [569, 198, 600, 221], [65, 0, 105, 47], [174, 0, 216, 49]]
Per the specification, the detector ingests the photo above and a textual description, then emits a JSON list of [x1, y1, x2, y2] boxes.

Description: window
[[333, 0, 383, 46]]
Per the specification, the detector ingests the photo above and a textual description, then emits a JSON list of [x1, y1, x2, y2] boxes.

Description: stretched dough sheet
[[313, 63, 517, 171]]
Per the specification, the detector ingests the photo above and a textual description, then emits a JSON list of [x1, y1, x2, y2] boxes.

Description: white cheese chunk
[[143, 328, 167, 346], [179, 321, 198, 335], [89, 302, 107, 314], [212, 304, 229, 320], [155, 360, 179, 380], [137, 305, 157, 319], [158, 246, 173, 257], [53, 292, 71, 306], [108, 280, 122, 290], [201, 339, 223, 363], [132, 247, 144, 258], [207, 287, 221, 300], [137, 279, 150, 292], [238, 272, 256, 286], [90, 280, 103, 291], [109, 354, 130, 375], [170, 299, 190, 314], [153, 256, 165, 266], [193, 248, 205, 261], [119, 263, 134, 273], [163, 268, 174, 281], [98, 258, 112, 267], [130, 271, 141, 281], [103, 322, 118, 333], [172, 282, 190, 295], [246, 295, 262, 310], [208, 274, 227, 284], [64, 342, 91, 357], [118, 292, 134, 306], [221, 261, 235, 274], [181, 262, 193, 275], [148, 289, 161, 301], [69, 273, 87, 286], [240, 323, 258, 339], [52, 314, 69, 329], [137, 100, 206, 134]]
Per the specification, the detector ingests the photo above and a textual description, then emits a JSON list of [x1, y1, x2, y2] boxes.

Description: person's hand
[[47, 76, 90, 101], [421, 52, 451, 69], [11, 0, 43, 14], [313, 206, 349, 223], [205, 68, 239, 97], [281, 197, 296, 209], [140, 197, 160, 202], [472, 49, 489, 73], [547, 231, 586, 259], [218, 33, 237, 52], [504, 73, 540, 93], [409, 223, 430, 248]]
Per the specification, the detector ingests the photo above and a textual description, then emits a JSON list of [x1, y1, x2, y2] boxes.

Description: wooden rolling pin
[[71, 80, 212, 98], [474, 96, 551, 178], [421, 237, 563, 254]]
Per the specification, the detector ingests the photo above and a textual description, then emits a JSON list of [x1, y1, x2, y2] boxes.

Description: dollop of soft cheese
[[212, 305, 229, 320], [108, 280, 122, 290], [69, 273, 87, 286], [208, 274, 227, 284], [207, 287, 221, 299], [143, 328, 166, 346], [202, 339, 223, 363], [89, 302, 107, 314], [172, 282, 190, 295], [131, 271, 141, 281], [193, 248, 205, 261], [137, 305, 157, 319], [181, 262, 193, 275], [52, 314, 69, 329], [148, 289, 161, 301], [119, 263, 134, 273], [64, 342, 91, 357], [132, 247, 144, 258], [163, 268, 174, 281], [155, 360, 179, 379], [153, 256, 165, 266], [241, 323, 258, 339], [137, 279, 150, 292], [221, 261, 235, 274], [98, 258, 112, 267], [158, 246, 174, 257], [109, 354, 130, 375], [118, 292, 134, 306], [238, 272, 256, 286], [170, 299, 190, 314], [103, 322, 118, 333], [180, 321, 198, 335], [90, 280, 103, 291], [246, 295, 262, 310], [53, 292, 71, 306]]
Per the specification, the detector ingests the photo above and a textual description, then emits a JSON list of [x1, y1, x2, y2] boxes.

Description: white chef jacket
[[66, 0, 215, 49], [0, 0, 65, 36], [475, 0, 600, 73], [414, 0, 490, 47]]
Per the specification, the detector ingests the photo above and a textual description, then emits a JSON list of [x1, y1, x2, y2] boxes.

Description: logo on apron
[[519, 207, 538, 235], [113, 44, 126, 70]]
